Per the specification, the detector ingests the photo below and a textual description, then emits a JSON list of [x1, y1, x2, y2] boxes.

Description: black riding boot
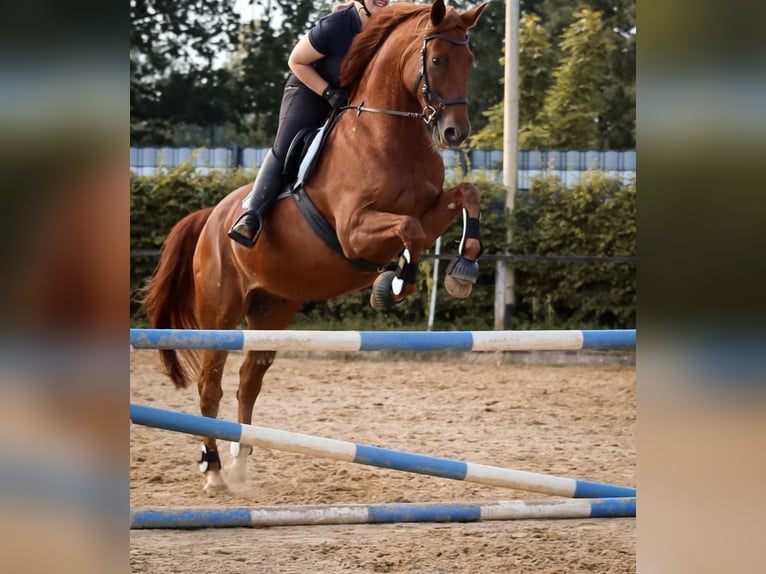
[[228, 149, 284, 248]]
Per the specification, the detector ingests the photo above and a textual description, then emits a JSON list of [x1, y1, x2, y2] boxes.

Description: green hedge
[[130, 165, 635, 330], [510, 172, 636, 328], [130, 165, 253, 318]]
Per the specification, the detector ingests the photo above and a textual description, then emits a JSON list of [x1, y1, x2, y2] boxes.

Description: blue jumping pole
[[129, 328, 636, 352], [130, 497, 636, 529], [130, 403, 636, 499]]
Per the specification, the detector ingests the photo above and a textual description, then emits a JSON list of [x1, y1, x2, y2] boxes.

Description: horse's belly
[[246, 227, 378, 301], [261, 260, 377, 301]]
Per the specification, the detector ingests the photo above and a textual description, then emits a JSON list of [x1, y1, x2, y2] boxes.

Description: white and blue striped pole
[[130, 328, 636, 352], [130, 497, 636, 529], [130, 404, 635, 498]]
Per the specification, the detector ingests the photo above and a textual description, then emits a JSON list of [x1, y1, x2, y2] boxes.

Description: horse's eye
[[431, 57, 442, 66]]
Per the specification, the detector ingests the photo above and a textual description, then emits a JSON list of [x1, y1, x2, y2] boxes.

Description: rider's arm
[[288, 35, 332, 97]]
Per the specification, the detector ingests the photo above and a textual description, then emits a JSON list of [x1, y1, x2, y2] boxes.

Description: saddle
[[283, 111, 340, 192], [282, 127, 322, 190]]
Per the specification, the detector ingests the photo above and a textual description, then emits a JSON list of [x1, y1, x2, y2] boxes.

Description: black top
[[307, 6, 362, 88]]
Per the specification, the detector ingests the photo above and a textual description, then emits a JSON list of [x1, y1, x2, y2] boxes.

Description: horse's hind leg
[[197, 349, 230, 493], [226, 292, 301, 485], [193, 247, 248, 493]]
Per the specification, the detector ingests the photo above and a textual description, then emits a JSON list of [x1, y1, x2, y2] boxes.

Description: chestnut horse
[[142, 0, 488, 493]]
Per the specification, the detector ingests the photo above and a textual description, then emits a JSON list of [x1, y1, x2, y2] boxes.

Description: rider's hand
[[322, 86, 349, 109]]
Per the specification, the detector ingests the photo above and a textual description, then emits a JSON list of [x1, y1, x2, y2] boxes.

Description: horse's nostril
[[444, 127, 462, 143]]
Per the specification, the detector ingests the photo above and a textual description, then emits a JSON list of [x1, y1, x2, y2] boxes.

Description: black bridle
[[345, 33, 471, 125], [416, 33, 471, 124]]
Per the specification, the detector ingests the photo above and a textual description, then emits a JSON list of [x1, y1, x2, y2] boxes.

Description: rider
[[228, 0, 391, 248]]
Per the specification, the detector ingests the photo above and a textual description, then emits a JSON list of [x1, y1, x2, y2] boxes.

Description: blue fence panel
[[177, 148, 193, 166], [139, 148, 157, 176], [158, 147, 177, 168], [624, 150, 636, 170], [604, 150, 619, 170], [129, 147, 636, 187], [242, 148, 269, 170]]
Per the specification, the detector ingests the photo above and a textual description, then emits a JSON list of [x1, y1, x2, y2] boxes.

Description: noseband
[[345, 33, 470, 125]]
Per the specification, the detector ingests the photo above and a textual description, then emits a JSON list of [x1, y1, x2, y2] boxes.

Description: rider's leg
[[228, 148, 284, 248], [228, 80, 330, 248]]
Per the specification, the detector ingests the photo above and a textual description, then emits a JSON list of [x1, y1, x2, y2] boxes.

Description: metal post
[[427, 237, 442, 331]]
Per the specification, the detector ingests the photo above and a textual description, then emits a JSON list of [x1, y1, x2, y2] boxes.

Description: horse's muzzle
[[438, 121, 470, 148], [443, 126, 466, 146]]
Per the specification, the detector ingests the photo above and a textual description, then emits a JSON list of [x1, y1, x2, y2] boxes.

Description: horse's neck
[[337, 30, 441, 163], [349, 71, 435, 155], [356, 40, 420, 115]]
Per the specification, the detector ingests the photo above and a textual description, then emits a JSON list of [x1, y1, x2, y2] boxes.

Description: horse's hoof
[[204, 482, 229, 495], [203, 471, 229, 495], [226, 461, 248, 484], [226, 442, 251, 484], [445, 257, 478, 299], [444, 274, 474, 298], [446, 256, 479, 282], [370, 271, 398, 309]]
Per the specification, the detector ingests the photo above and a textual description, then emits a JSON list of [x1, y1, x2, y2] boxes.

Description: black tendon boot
[[228, 149, 284, 248]]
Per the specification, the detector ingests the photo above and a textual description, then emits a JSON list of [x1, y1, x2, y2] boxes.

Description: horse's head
[[339, 0, 488, 149], [414, 0, 488, 149]]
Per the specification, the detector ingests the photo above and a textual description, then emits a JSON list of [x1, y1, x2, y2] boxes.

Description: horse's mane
[[340, 4, 429, 88]]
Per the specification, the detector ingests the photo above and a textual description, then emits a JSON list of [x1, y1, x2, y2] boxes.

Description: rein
[[343, 33, 470, 125]]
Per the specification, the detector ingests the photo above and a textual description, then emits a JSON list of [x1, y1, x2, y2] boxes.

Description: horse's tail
[[141, 207, 214, 389]]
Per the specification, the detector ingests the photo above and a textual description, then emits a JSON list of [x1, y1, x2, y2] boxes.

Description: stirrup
[[228, 213, 262, 248]]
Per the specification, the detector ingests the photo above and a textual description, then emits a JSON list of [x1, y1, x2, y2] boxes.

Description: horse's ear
[[461, 1, 489, 30], [430, 0, 446, 27]]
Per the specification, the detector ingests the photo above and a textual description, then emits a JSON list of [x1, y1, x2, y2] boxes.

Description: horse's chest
[[378, 185, 441, 216]]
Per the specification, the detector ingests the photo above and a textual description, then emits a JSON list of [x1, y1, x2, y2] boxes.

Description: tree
[[520, 8, 615, 148], [517, 12, 556, 128], [469, 1, 634, 151], [449, 0, 505, 136], [131, 0, 326, 146], [152, 68, 245, 146], [521, 0, 635, 148], [232, 0, 321, 146], [130, 0, 241, 143], [470, 12, 555, 150]]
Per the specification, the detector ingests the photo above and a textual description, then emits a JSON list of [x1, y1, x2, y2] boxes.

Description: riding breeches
[[273, 80, 332, 164]]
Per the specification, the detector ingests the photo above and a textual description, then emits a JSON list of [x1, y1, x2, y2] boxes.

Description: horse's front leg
[[226, 350, 275, 484], [341, 211, 427, 309], [421, 182, 483, 298]]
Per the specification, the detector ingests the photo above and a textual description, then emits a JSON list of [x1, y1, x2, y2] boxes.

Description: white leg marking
[[227, 442, 250, 484], [203, 470, 228, 494], [393, 249, 411, 295]]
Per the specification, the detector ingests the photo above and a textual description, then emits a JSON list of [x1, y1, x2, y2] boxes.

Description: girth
[[291, 187, 384, 273]]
